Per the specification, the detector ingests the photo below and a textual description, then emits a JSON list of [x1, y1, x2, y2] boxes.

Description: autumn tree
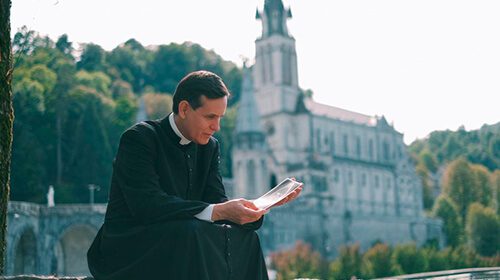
[[361, 243, 394, 278], [270, 241, 322, 280]]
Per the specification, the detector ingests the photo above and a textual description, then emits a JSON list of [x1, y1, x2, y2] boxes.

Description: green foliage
[[416, 163, 435, 210], [270, 240, 500, 279], [432, 195, 463, 247], [10, 30, 243, 204], [55, 34, 73, 57], [270, 241, 323, 280], [494, 170, 500, 215], [423, 247, 450, 272], [420, 149, 438, 173], [471, 164, 494, 207], [391, 243, 427, 275], [215, 106, 237, 178], [107, 39, 149, 93], [75, 70, 112, 97], [77, 43, 107, 72], [409, 123, 499, 172], [329, 243, 363, 280], [465, 203, 500, 257], [361, 243, 394, 278], [409, 125, 499, 216], [442, 158, 478, 222], [446, 244, 482, 268], [143, 92, 172, 120]]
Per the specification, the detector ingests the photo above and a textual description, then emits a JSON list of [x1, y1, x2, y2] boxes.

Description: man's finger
[[242, 200, 260, 210]]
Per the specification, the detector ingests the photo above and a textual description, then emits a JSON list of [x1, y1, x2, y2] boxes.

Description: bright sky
[[11, 0, 500, 144]]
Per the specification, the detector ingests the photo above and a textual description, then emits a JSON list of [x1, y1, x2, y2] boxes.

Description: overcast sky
[[11, 0, 500, 144]]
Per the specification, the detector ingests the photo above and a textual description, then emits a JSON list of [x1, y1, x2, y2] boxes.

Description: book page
[[253, 178, 302, 210]]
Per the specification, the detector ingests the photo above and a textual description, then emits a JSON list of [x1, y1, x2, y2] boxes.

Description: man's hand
[[272, 178, 303, 208], [212, 199, 267, 225]]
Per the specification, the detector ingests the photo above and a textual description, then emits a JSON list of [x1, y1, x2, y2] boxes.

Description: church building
[[231, 0, 443, 256]]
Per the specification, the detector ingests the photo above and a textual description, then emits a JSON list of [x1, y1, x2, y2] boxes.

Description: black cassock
[[87, 115, 268, 280]]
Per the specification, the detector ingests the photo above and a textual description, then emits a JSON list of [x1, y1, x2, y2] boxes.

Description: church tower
[[232, 65, 269, 199], [253, 0, 304, 165], [254, 0, 300, 115]]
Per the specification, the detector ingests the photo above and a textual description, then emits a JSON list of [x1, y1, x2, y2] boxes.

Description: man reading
[[87, 70, 301, 279]]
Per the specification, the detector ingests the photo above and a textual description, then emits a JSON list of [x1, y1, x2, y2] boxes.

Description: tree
[[142, 92, 172, 120], [494, 170, 500, 215], [423, 247, 450, 272], [55, 34, 73, 57], [442, 158, 477, 222], [330, 243, 364, 280], [432, 195, 463, 247], [270, 241, 322, 280], [215, 105, 237, 177], [0, 0, 13, 272], [77, 43, 107, 72], [361, 243, 394, 278], [420, 149, 438, 173], [416, 163, 434, 210], [465, 203, 500, 257], [470, 164, 493, 207], [107, 39, 149, 93], [391, 243, 427, 275]]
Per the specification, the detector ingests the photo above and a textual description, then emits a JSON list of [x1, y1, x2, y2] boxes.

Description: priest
[[87, 70, 301, 280]]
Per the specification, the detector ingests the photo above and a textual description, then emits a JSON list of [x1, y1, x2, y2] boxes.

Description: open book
[[252, 178, 303, 210]]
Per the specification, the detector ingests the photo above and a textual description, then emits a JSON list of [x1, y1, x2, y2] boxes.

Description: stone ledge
[[0, 276, 93, 280]]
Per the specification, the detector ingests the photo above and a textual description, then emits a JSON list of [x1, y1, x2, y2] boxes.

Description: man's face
[[181, 95, 227, 145]]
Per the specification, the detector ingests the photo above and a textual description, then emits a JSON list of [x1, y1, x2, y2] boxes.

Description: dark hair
[[172, 70, 230, 114]]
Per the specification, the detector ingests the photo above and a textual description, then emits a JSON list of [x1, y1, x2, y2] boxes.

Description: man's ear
[[178, 101, 190, 119]]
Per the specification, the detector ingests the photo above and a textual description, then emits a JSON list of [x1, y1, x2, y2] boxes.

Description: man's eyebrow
[[205, 112, 225, 117]]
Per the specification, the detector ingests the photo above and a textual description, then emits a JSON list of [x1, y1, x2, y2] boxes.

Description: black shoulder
[[119, 121, 159, 147]]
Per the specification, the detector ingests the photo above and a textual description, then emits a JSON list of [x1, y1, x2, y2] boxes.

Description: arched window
[[356, 136, 361, 158], [316, 129, 321, 151], [383, 141, 390, 161], [330, 132, 335, 154]]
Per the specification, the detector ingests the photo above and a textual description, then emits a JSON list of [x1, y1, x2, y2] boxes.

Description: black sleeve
[[115, 126, 209, 224], [203, 139, 264, 230], [201, 139, 229, 204], [215, 217, 264, 231]]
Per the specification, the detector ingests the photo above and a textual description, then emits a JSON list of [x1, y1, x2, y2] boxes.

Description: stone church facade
[[231, 0, 443, 257]]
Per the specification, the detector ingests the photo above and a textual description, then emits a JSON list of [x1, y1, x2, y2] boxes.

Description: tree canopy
[[9, 28, 242, 203]]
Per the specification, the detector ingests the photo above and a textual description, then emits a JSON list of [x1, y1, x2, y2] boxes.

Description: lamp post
[[87, 184, 100, 205]]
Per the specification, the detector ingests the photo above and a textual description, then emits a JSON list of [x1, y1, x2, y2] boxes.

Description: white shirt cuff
[[194, 204, 214, 222]]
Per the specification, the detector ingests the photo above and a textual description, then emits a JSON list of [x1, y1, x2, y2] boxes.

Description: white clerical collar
[[168, 113, 191, 145]]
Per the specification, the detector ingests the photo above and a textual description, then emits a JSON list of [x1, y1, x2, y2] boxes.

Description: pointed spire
[[376, 115, 393, 131], [235, 65, 264, 134], [256, 0, 292, 38]]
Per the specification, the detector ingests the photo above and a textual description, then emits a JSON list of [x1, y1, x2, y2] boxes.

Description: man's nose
[[210, 119, 220, 132]]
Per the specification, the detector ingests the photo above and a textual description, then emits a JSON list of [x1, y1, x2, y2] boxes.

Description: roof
[[304, 98, 377, 126]]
